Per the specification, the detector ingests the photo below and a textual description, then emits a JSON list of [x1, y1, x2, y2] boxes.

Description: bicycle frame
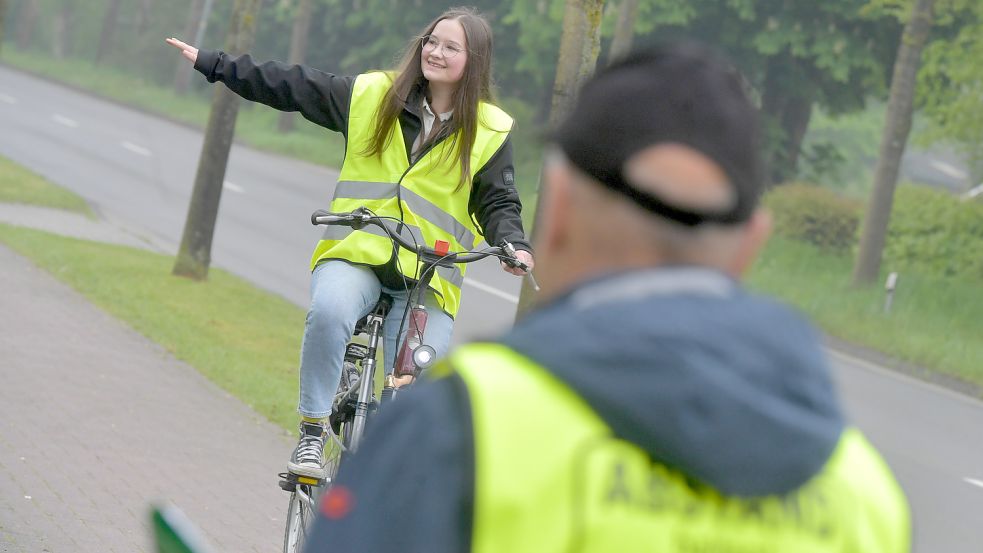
[[346, 302, 385, 451], [312, 207, 530, 449]]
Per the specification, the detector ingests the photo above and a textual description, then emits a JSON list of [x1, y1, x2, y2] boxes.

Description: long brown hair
[[363, 7, 497, 189]]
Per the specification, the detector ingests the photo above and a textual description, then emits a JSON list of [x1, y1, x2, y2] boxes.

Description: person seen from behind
[[300, 42, 911, 552], [166, 7, 533, 479]]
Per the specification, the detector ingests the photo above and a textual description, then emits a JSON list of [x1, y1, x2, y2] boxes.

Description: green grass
[[748, 238, 983, 388], [0, 223, 305, 431], [0, 154, 93, 216]]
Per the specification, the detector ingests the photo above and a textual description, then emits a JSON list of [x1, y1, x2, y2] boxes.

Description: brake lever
[[500, 240, 521, 269], [350, 207, 373, 230], [500, 240, 540, 291]]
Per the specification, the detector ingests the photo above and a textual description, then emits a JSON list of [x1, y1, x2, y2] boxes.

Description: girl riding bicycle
[[167, 7, 533, 478]]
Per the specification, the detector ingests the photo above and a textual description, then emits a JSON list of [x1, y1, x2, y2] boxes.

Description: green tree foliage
[[501, 0, 564, 104], [625, 0, 900, 184], [916, 1, 983, 181], [502, 0, 693, 110]]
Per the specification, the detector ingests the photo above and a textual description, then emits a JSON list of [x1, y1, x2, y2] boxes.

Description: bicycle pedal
[[278, 472, 326, 491], [278, 472, 297, 492], [278, 479, 296, 492]]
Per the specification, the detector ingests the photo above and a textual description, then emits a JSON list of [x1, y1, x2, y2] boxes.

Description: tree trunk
[[137, 0, 154, 35], [173, 0, 209, 94], [94, 0, 121, 65], [607, 0, 639, 64], [0, 0, 7, 55], [762, 94, 814, 185], [780, 95, 813, 182], [760, 54, 816, 185], [547, 0, 605, 127], [516, 0, 606, 318], [278, 0, 314, 133], [15, 0, 40, 51], [853, 0, 935, 286], [52, 3, 75, 60], [173, 0, 262, 280]]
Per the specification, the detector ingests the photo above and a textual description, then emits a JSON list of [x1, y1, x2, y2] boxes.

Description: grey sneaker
[[287, 421, 327, 478]]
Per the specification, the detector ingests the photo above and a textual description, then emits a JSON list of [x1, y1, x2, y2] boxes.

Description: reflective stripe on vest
[[331, 180, 479, 249], [442, 343, 911, 553], [311, 72, 513, 317]]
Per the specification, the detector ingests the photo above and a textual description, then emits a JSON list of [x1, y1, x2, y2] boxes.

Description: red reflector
[[434, 240, 450, 256], [320, 486, 354, 519]]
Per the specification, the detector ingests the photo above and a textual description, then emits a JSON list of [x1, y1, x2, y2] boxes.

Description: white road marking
[[0, 93, 16, 104], [964, 183, 983, 200], [224, 181, 245, 193], [464, 277, 519, 304], [51, 113, 79, 128], [965, 478, 983, 490], [930, 160, 968, 180], [827, 349, 983, 408], [120, 141, 152, 157]]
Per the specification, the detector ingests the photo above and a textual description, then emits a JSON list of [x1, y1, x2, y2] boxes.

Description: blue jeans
[[297, 260, 454, 418]]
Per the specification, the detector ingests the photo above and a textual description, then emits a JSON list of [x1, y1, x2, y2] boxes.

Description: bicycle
[[279, 206, 532, 553]]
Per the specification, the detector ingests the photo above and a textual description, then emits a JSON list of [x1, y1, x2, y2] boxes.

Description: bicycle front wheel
[[283, 484, 317, 553]]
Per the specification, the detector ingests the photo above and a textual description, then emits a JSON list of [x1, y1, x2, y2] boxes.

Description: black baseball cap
[[552, 42, 764, 226]]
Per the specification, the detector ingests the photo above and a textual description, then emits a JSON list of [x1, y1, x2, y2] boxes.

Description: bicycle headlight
[[412, 344, 437, 372]]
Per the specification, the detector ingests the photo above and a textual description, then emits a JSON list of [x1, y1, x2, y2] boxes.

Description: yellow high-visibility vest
[[440, 343, 911, 553], [311, 72, 513, 317]]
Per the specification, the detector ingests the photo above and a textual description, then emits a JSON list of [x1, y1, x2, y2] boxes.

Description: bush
[[763, 184, 862, 253], [884, 185, 983, 280]]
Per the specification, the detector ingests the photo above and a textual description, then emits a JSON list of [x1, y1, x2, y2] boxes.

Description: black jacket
[[301, 267, 845, 552], [193, 51, 531, 255]]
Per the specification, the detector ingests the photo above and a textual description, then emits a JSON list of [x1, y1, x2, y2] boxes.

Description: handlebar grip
[[311, 209, 334, 225]]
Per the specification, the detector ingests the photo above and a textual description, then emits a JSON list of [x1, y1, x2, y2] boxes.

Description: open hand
[[165, 37, 199, 64]]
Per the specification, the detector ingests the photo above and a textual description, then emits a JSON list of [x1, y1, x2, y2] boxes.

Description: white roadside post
[[884, 272, 899, 313]]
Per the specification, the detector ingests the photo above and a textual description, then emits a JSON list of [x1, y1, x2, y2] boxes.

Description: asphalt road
[[2, 64, 981, 551]]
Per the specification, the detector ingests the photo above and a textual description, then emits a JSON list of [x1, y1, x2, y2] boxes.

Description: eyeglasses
[[421, 34, 466, 59]]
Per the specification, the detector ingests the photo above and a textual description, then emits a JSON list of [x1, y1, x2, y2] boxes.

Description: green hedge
[[763, 183, 862, 253], [763, 182, 983, 281], [885, 185, 983, 280]]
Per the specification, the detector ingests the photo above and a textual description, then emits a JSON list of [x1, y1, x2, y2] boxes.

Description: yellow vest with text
[[311, 72, 513, 317], [441, 343, 911, 553]]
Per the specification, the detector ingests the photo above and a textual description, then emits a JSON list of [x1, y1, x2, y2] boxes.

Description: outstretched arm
[[165, 37, 354, 134]]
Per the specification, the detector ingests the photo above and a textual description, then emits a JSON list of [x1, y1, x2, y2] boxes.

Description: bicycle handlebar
[[311, 208, 530, 272]]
